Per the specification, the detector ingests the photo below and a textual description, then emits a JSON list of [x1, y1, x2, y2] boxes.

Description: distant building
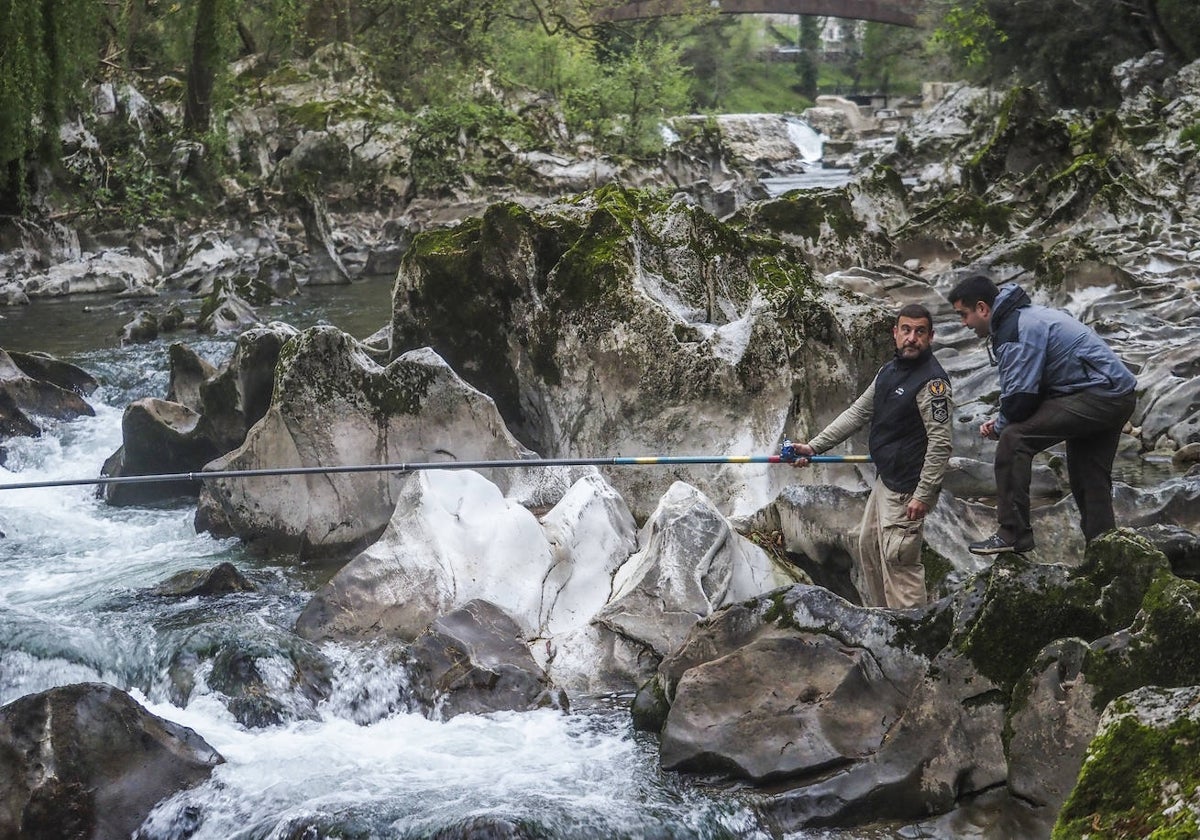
[[762, 15, 865, 61]]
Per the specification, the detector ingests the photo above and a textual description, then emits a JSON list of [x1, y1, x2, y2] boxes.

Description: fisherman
[[948, 275, 1137, 554], [789, 303, 952, 609]]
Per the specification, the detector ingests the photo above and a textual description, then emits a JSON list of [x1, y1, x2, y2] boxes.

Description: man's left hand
[[906, 498, 930, 521]]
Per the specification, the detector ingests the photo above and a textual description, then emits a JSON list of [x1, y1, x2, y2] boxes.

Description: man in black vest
[[790, 303, 953, 608]]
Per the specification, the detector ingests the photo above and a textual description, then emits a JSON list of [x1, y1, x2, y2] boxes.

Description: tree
[[930, 0, 1200, 106], [858, 22, 926, 100], [680, 16, 739, 110], [557, 33, 689, 157], [184, 0, 232, 133], [355, 0, 516, 107], [796, 16, 821, 101], [0, 0, 99, 210]]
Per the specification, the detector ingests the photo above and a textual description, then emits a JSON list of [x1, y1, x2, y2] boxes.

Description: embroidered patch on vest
[[931, 398, 949, 423], [928, 378, 948, 397]]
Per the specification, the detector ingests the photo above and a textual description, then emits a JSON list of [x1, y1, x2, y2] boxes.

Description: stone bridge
[[596, 0, 922, 27]]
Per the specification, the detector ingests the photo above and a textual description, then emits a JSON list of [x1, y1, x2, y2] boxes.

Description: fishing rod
[[0, 442, 868, 492]]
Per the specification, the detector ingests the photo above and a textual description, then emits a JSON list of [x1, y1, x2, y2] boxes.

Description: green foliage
[[931, 0, 1200, 107], [60, 137, 199, 227], [1182, 123, 1200, 149], [929, 0, 1006, 74], [679, 16, 763, 110], [1158, 0, 1200, 60], [355, 0, 515, 108], [859, 22, 926, 97], [0, 0, 100, 207], [563, 37, 690, 157], [406, 99, 535, 192], [493, 23, 690, 158]]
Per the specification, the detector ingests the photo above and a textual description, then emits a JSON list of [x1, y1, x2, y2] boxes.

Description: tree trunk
[[184, 0, 222, 133], [1136, 0, 1185, 63]]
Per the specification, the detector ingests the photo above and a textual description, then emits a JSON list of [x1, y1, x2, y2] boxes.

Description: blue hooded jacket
[[990, 284, 1137, 434]]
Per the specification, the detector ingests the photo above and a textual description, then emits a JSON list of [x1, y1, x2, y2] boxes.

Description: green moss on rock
[[731, 188, 862, 244], [922, 542, 954, 593], [1075, 529, 1172, 630], [953, 556, 1109, 693], [1054, 690, 1200, 840], [1083, 574, 1200, 711]]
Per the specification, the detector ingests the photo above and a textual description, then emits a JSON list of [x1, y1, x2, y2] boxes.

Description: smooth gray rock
[[408, 599, 567, 719], [0, 683, 222, 840]]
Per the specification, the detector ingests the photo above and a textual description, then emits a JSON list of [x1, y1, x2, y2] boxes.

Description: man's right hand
[[980, 418, 999, 440], [790, 441, 816, 467]]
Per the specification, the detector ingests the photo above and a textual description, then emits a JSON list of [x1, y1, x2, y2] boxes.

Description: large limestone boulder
[[0, 683, 222, 840], [391, 185, 891, 519], [100, 323, 296, 507], [293, 468, 563, 641], [294, 470, 805, 695], [194, 321, 298, 454], [293, 469, 635, 645], [195, 329, 541, 556], [542, 481, 804, 694], [5, 350, 98, 398], [656, 585, 932, 780], [13, 249, 159, 298], [165, 342, 219, 413]]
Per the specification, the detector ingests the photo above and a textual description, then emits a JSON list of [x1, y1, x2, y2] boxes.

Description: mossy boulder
[[1053, 685, 1200, 839], [728, 184, 896, 273], [392, 184, 889, 518], [1082, 573, 1200, 713]]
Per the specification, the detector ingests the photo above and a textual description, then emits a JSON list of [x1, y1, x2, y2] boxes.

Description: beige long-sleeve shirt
[[807, 376, 953, 508]]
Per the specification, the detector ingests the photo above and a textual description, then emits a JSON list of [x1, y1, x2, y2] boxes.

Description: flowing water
[[0, 278, 848, 840]]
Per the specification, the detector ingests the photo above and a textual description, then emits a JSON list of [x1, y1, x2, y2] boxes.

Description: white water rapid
[[0, 313, 821, 839]]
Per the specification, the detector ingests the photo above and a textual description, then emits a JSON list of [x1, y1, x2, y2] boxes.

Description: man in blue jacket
[[948, 275, 1137, 555]]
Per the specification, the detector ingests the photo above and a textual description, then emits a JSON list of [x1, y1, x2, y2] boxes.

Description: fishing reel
[[779, 439, 803, 462]]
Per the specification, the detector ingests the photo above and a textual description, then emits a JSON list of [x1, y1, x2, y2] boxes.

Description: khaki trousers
[[857, 477, 928, 609]]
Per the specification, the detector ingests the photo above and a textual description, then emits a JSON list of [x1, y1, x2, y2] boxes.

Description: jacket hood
[[991, 283, 1031, 328]]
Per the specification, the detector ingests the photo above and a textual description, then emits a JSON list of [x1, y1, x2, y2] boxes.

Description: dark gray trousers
[[995, 389, 1136, 545]]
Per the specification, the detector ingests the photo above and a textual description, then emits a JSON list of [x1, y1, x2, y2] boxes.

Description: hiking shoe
[[968, 534, 1034, 555]]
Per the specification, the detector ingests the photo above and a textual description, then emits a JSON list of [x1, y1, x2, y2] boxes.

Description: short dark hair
[[948, 275, 999, 307], [896, 303, 933, 330]]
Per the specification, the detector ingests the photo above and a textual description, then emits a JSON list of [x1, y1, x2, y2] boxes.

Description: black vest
[[869, 350, 948, 494]]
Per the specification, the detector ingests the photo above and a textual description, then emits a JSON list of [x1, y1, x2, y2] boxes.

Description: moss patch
[[1054, 694, 1200, 839], [953, 556, 1109, 693], [1083, 574, 1200, 712], [922, 542, 954, 593]]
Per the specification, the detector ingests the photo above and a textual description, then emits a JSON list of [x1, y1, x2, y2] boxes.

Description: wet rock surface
[[0, 683, 223, 840]]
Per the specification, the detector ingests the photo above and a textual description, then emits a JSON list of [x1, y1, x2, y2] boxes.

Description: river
[[1, 277, 871, 839]]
